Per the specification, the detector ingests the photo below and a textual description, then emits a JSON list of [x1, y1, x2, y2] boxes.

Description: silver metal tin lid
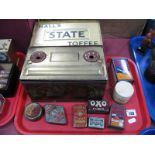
[[30, 20, 103, 47]]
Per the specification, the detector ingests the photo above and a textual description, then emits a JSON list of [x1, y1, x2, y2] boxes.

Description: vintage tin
[[24, 103, 43, 121], [108, 104, 125, 129], [73, 105, 87, 128], [111, 58, 134, 84], [20, 20, 108, 101], [88, 117, 105, 129], [45, 104, 67, 125], [113, 81, 134, 104]]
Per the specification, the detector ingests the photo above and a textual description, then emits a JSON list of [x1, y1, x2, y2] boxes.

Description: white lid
[[115, 81, 134, 98]]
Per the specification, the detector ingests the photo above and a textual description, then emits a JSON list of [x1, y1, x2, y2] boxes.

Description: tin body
[[108, 104, 125, 129], [20, 46, 108, 101], [45, 104, 67, 125], [72, 105, 87, 128]]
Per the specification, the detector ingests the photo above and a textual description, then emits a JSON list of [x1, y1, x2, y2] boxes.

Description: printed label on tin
[[87, 99, 110, 114], [30, 21, 102, 46], [44, 28, 89, 41], [88, 117, 104, 129]]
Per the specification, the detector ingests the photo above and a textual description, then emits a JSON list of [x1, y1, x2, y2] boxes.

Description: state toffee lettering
[[49, 31, 85, 39], [68, 41, 99, 46]]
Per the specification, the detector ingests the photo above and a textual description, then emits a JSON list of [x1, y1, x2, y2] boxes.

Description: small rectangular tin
[[111, 58, 134, 83], [108, 104, 125, 129], [88, 117, 105, 129], [73, 105, 87, 128], [87, 99, 110, 114], [45, 104, 67, 125]]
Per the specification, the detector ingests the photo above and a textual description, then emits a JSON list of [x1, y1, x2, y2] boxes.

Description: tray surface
[[130, 36, 155, 122], [14, 56, 150, 134], [0, 52, 25, 126]]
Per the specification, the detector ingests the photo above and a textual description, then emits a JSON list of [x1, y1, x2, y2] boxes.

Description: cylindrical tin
[[24, 103, 43, 121], [113, 81, 134, 104]]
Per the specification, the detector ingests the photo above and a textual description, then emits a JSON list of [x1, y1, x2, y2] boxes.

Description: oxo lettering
[[90, 100, 107, 107]]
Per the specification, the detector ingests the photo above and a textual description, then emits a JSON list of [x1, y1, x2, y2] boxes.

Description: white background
[[0, 0, 155, 155]]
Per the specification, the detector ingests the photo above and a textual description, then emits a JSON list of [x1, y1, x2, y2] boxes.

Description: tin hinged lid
[[30, 20, 103, 47]]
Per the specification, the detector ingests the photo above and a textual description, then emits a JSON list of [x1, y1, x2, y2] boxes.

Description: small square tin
[[45, 104, 67, 125], [88, 117, 105, 129]]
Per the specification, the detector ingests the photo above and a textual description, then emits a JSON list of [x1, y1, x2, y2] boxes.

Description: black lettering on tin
[[49, 32, 55, 38], [94, 41, 98, 45], [73, 41, 78, 45], [79, 41, 83, 45], [57, 32, 63, 38], [79, 31, 85, 37], [68, 42, 72, 46], [63, 31, 71, 38], [70, 31, 77, 38]]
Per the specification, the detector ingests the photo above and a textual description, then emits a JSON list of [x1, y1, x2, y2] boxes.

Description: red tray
[[14, 57, 151, 134], [0, 52, 25, 127]]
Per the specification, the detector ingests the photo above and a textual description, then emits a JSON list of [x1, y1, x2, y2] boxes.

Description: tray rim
[[14, 56, 151, 134]]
